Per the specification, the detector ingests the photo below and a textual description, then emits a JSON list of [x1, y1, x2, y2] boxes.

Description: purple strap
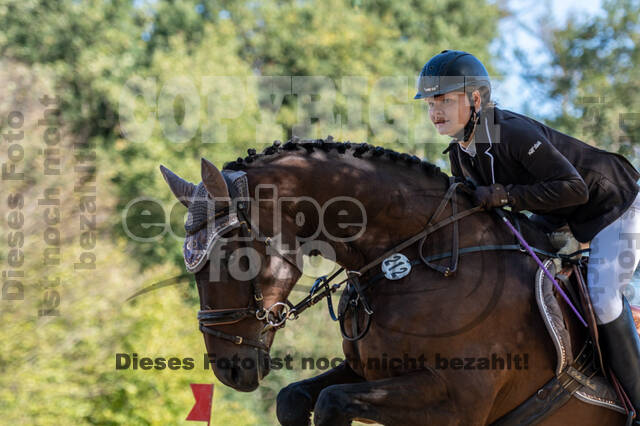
[[498, 211, 588, 328]]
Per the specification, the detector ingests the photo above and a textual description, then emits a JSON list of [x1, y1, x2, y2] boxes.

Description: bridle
[[196, 177, 484, 351], [197, 203, 301, 352]]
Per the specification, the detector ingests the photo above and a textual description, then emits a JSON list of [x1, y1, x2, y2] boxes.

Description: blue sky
[[492, 0, 604, 118]]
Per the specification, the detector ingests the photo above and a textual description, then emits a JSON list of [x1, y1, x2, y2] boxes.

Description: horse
[[160, 138, 631, 425]]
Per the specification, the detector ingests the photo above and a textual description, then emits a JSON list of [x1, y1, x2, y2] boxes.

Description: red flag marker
[[186, 383, 214, 425]]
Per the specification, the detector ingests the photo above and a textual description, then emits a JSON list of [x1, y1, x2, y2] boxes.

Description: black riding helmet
[[415, 50, 491, 142], [414, 50, 491, 100]]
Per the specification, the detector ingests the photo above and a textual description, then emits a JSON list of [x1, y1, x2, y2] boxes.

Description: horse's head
[[160, 158, 302, 391]]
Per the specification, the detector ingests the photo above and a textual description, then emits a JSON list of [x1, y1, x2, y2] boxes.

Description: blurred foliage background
[[0, 0, 639, 424]]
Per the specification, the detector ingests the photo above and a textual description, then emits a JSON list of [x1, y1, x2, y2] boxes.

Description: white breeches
[[587, 192, 640, 324]]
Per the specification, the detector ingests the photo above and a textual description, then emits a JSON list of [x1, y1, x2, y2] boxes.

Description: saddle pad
[[535, 259, 625, 414]]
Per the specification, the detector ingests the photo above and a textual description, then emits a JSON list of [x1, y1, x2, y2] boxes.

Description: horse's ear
[[201, 158, 230, 199], [159, 165, 196, 207]]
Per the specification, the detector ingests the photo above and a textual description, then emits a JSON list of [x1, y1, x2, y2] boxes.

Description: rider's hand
[[473, 184, 513, 209]]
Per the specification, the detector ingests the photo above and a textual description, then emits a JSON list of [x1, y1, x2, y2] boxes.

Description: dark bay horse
[[160, 139, 628, 425]]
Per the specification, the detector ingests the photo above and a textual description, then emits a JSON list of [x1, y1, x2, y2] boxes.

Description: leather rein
[[197, 178, 482, 350]]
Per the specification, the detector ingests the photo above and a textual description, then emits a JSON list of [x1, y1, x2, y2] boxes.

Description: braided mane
[[222, 136, 447, 179]]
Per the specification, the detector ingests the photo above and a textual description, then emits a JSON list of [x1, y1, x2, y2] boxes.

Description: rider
[[415, 49, 640, 416]]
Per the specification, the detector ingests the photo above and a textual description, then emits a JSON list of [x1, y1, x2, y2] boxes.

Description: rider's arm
[[503, 127, 588, 213]]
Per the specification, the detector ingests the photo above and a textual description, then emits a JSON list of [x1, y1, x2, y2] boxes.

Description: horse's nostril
[[231, 366, 241, 384], [258, 350, 271, 380]]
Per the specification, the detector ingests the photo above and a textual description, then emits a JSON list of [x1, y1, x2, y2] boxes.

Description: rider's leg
[[587, 192, 640, 414]]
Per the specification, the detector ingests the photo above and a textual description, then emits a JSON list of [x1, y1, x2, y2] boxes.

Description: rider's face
[[425, 91, 471, 136]]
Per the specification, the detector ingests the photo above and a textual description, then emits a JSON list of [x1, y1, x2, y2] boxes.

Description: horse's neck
[[246, 153, 452, 270]]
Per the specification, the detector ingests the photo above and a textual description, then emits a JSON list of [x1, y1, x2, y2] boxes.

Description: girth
[[491, 341, 598, 425]]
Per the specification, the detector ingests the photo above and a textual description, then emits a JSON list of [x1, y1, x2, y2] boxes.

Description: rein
[[357, 180, 482, 277], [196, 177, 577, 347], [197, 178, 482, 347]]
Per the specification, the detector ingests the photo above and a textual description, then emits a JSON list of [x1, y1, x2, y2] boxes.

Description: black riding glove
[[473, 184, 513, 209]]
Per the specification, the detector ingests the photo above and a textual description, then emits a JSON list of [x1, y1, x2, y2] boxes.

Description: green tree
[[0, 2, 506, 422], [217, 0, 502, 155], [523, 0, 640, 161], [0, 0, 504, 268]]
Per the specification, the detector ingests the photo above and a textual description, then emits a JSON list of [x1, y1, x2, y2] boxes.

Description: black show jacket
[[447, 107, 640, 242]]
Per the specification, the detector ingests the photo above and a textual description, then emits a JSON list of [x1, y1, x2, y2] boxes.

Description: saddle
[[494, 232, 640, 424]]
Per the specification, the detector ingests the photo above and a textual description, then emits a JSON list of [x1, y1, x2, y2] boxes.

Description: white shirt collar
[[459, 138, 476, 157]]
